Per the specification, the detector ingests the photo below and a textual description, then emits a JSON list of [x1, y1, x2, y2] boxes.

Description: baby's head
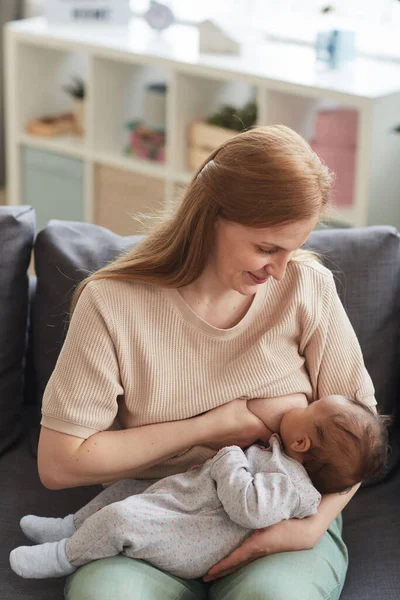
[[280, 395, 390, 494]]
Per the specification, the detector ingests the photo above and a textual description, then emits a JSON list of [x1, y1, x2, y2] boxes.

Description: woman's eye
[[258, 247, 277, 255]]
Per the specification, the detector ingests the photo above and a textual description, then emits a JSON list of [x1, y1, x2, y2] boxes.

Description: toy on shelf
[[124, 82, 167, 163], [187, 101, 257, 172], [63, 76, 86, 135], [125, 121, 166, 163]]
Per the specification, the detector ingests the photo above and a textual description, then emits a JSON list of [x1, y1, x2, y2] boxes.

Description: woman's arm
[[38, 420, 210, 490], [309, 483, 360, 543], [204, 484, 359, 581], [38, 398, 271, 490]]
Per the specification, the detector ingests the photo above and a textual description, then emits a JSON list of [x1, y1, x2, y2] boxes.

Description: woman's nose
[[267, 255, 290, 281]]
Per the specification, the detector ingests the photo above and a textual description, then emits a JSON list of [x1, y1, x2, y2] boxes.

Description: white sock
[[20, 514, 75, 543], [10, 538, 77, 579]]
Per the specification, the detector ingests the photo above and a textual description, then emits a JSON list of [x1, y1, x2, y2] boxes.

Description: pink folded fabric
[[314, 109, 358, 147], [311, 142, 355, 207]]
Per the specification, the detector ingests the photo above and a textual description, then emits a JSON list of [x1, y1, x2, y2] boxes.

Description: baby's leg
[[74, 479, 154, 528], [67, 499, 138, 566], [20, 479, 154, 543], [11, 499, 137, 579]]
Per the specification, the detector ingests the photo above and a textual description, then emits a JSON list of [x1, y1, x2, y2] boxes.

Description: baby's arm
[[209, 446, 302, 529], [247, 393, 308, 433]]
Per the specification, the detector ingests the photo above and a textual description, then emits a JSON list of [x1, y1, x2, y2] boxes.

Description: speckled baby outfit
[[66, 436, 321, 579]]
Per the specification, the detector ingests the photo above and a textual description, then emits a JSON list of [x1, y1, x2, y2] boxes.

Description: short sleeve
[[303, 271, 376, 407], [41, 282, 123, 438]]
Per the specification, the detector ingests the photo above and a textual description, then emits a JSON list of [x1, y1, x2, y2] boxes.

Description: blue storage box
[[21, 147, 84, 231]]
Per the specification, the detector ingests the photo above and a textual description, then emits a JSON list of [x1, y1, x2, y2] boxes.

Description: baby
[[10, 394, 388, 580]]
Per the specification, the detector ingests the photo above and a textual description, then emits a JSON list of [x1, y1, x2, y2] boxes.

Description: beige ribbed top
[[41, 259, 376, 479]]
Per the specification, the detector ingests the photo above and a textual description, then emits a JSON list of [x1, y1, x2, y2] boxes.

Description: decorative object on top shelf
[[198, 19, 242, 56], [64, 76, 86, 135], [144, 1, 175, 32], [187, 101, 257, 172], [46, 0, 131, 26], [310, 109, 358, 207], [315, 5, 356, 69]]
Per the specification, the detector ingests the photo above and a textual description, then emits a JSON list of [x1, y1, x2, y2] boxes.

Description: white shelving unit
[[5, 16, 400, 233]]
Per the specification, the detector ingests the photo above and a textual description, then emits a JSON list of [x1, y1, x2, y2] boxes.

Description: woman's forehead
[[244, 220, 315, 246]]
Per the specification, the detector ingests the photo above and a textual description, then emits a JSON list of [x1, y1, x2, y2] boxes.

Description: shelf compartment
[[174, 72, 257, 173], [92, 56, 169, 162], [16, 42, 88, 143]]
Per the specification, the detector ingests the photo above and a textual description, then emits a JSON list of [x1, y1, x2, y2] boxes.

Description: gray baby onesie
[[66, 436, 321, 579]]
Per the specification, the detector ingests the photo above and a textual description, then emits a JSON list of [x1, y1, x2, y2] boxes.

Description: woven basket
[[95, 165, 165, 236]]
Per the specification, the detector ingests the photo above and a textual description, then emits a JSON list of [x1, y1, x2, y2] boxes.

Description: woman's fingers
[[204, 519, 318, 582], [203, 535, 262, 581]]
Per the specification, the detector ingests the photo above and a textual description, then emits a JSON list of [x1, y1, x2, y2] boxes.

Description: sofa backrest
[[33, 221, 142, 403], [0, 206, 35, 455], [306, 226, 400, 418]]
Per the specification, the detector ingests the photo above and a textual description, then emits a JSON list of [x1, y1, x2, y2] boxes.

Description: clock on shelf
[[144, 1, 175, 32]]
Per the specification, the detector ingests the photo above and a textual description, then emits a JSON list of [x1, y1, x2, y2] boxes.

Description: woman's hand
[[203, 517, 318, 582], [200, 399, 273, 450]]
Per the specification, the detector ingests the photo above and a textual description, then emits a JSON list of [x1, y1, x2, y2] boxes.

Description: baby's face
[[280, 394, 349, 448]]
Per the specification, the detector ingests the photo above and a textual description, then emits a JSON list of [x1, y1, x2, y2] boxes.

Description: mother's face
[[211, 216, 318, 295]]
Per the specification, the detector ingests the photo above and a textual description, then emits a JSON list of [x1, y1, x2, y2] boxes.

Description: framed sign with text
[[46, 0, 131, 26]]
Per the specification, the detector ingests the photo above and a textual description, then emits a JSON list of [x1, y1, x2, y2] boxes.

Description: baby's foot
[[10, 539, 76, 579], [20, 514, 75, 543]]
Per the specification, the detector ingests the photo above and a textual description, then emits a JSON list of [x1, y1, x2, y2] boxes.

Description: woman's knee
[[210, 572, 342, 600], [210, 562, 343, 600], [209, 519, 347, 600], [65, 556, 207, 600]]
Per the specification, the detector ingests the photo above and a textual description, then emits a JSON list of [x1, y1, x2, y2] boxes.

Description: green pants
[[65, 515, 347, 600]]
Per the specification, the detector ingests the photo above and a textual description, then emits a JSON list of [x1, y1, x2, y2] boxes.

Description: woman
[[38, 125, 376, 600]]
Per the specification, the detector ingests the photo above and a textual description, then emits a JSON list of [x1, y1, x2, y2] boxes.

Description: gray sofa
[[1, 205, 399, 599]]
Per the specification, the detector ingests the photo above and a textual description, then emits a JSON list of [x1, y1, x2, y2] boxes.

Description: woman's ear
[[290, 435, 312, 453]]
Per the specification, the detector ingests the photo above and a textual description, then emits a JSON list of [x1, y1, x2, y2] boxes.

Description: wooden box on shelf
[[94, 164, 165, 237], [187, 121, 237, 172]]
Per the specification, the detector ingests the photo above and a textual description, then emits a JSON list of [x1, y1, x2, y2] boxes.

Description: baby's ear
[[290, 435, 312, 453]]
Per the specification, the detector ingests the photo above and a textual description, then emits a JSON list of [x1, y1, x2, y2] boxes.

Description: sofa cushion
[[0, 206, 35, 455], [33, 221, 141, 403], [341, 467, 400, 600], [306, 226, 400, 419]]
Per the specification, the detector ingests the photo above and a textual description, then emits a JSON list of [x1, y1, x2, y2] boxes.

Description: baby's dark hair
[[303, 397, 390, 494]]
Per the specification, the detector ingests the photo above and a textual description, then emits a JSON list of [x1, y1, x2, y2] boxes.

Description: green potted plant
[[64, 76, 86, 134]]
